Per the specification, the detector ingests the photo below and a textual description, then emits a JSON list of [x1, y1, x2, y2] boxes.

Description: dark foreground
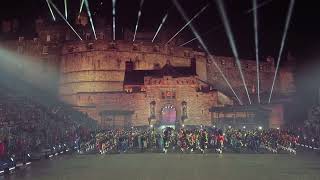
[[3, 153, 320, 180]]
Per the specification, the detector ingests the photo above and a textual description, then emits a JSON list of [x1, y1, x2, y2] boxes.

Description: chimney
[[191, 58, 196, 74], [125, 60, 134, 72]]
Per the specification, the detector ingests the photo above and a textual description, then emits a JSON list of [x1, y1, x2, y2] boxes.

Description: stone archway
[[161, 104, 176, 125]]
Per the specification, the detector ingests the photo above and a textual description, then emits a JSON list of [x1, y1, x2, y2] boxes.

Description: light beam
[[179, 25, 222, 46], [46, 0, 56, 21], [246, 0, 273, 14], [268, 0, 295, 103], [79, 0, 85, 15], [216, 0, 252, 104], [64, 0, 68, 19], [181, 0, 273, 47], [112, 0, 116, 41], [152, 13, 168, 42], [166, 3, 209, 45], [253, 0, 260, 103], [48, 0, 83, 40], [133, 0, 145, 42], [172, 0, 242, 105], [84, 0, 97, 40]]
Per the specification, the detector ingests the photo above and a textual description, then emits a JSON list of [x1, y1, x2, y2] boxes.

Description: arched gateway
[[161, 104, 176, 125]]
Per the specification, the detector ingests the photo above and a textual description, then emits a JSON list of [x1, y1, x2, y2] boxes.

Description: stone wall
[[206, 56, 290, 103], [62, 75, 225, 126], [59, 40, 208, 96]]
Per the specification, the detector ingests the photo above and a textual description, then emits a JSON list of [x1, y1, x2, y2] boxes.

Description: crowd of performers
[[86, 127, 313, 154]]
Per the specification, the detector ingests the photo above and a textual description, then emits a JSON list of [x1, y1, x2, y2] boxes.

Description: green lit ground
[[6, 153, 320, 180]]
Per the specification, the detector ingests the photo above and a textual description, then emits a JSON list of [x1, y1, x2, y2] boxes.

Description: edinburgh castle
[[0, 14, 296, 129]]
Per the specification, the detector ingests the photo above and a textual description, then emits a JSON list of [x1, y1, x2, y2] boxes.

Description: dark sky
[[1, 0, 320, 110], [1, 0, 319, 59]]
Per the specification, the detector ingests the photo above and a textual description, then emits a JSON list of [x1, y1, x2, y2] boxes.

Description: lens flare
[[268, 0, 295, 103], [216, 0, 252, 104], [166, 3, 209, 45], [172, 0, 242, 105], [48, 0, 83, 40]]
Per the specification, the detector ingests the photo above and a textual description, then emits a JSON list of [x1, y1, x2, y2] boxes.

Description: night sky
[[1, 0, 320, 117]]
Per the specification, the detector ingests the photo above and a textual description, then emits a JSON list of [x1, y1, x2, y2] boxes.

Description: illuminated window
[[42, 46, 48, 55], [46, 35, 51, 42]]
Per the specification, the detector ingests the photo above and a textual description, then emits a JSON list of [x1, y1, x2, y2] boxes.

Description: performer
[[163, 128, 170, 153], [217, 130, 224, 154]]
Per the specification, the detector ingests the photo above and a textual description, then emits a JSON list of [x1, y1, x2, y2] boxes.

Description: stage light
[[152, 12, 168, 42], [181, 0, 273, 47], [182, 124, 185, 127], [79, 0, 85, 15], [216, 0, 252, 104], [46, 0, 56, 21], [172, 0, 242, 105], [64, 0, 68, 19], [246, 0, 273, 14], [228, 125, 231, 129], [243, 126, 246, 129], [179, 25, 222, 46], [253, 0, 260, 103], [166, 3, 209, 44], [112, 0, 116, 41], [48, 0, 83, 40], [84, 0, 97, 40], [133, 0, 145, 42], [258, 126, 262, 130], [268, 0, 295, 103]]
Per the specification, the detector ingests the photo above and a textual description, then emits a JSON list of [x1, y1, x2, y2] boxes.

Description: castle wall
[[0, 23, 296, 126], [62, 76, 222, 127], [206, 56, 285, 103], [59, 40, 207, 96]]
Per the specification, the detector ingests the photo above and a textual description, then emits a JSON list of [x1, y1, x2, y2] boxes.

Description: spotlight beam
[[152, 13, 168, 42], [133, 0, 145, 42], [172, 0, 242, 105], [112, 0, 116, 41], [166, 3, 209, 45], [180, 0, 273, 47], [216, 0, 252, 104], [268, 0, 295, 103], [46, 0, 56, 21], [48, 0, 83, 40], [64, 0, 68, 19], [84, 0, 97, 40], [253, 0, 260, 103], [246, 0, 273, 14], [79, 0, 85, 15], [179, 25, 222, 46]]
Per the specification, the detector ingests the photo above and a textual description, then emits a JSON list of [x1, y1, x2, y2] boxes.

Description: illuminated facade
[[0, 16, 296, 128]]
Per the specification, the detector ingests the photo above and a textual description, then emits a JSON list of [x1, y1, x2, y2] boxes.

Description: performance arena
[[0, 0, 319, 180]]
